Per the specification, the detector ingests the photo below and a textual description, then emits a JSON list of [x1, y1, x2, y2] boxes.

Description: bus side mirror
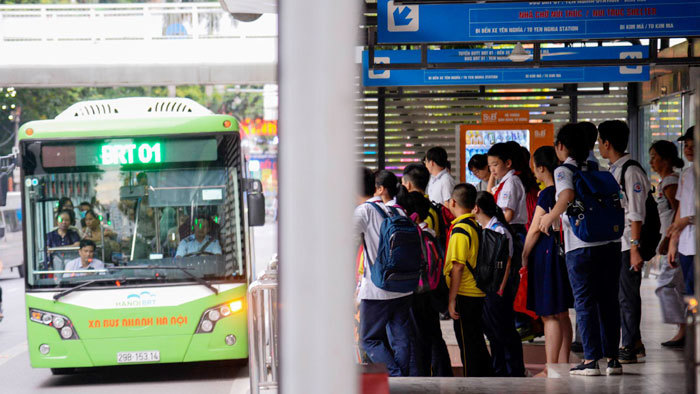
[[0, 172, 8, 207], [246, 179, 265, 227]]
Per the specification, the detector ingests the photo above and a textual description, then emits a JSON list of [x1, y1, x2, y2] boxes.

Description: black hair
[[57, 209, 76, 226], [395, 185, 410, 210], [401, 191, 431, 222], [451, 183, 477, 210], [360, 167, 375, 198], [79, 201, 92, 209], [579, 121, 598, 151], [650, 140, 685, 169], [79, 239, 96, 250], [487, 142, 512, 165], [58, 197, 73, 211], [425, 147, 450, 169], [533, 146, 559, 176], [555, 123, 589, 164], [598, 120, 630, 154], [83, 209, 100, 222], [467, 154, 488, 171], [375, 170, 400, 198], [402, 163, 430, 191], [474, 191, 516, 239]]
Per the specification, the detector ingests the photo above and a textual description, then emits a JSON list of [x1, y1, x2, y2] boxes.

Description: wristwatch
[[630, 239, 640, 247]]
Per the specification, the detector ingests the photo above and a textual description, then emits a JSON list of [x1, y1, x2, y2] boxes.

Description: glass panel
[[641, 93, 683, 186]]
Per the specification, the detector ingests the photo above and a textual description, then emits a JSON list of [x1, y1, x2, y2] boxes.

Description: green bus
[[12, 97, 264, 373]]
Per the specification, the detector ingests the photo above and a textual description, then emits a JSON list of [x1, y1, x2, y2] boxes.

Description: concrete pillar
[[278, 0, 359, 392]]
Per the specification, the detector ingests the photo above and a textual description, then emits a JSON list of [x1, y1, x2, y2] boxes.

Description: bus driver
[[175, 216, 222, 257], [63, 239, 105, 278]]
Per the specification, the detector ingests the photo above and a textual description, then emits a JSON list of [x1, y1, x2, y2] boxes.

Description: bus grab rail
[[247, 255, 279, 394]]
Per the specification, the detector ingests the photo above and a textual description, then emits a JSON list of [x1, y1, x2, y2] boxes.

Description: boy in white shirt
[[598, 120, 651, 364], [425, 147, 456, 204]]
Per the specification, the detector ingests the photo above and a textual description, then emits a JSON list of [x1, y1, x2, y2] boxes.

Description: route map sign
[[363, 46, 650, 86], [377, 0, 700, 43]]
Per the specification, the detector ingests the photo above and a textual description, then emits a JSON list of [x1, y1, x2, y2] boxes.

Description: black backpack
[[620, 160, 661, 261], [451, 218, 510, 294]]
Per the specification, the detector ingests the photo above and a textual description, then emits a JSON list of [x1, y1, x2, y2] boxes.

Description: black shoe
[[571, 341, 584, 353], [606, 359, 622, 375], [619, 346, 640, 364], [569, 360, 601, 376], [635, 344, 646, 363], [439, 312, 450, 321], [662, 338, 686, 348]]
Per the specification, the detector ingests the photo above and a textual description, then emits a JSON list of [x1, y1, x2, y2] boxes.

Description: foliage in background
[[0, 85, 265, 155]]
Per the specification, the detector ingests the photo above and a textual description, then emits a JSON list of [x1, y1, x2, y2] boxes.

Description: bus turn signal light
[[229, 300, 243, 313], [223, 120, 232, 128], [26, 128, 34, 136]]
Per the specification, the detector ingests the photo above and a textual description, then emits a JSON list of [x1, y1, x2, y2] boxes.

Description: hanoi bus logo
[[116, 291, 157, 307]]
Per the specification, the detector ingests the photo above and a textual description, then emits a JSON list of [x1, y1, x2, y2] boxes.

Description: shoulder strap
[[561, 163, 579, 173], [387, 206, 400, 217], [366, 202, 389, 219], [199, 238, 214, 254], [620, 159, 646, 191]]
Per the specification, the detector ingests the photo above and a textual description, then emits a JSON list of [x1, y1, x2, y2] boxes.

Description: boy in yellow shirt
[[444, 183, 492, 377]]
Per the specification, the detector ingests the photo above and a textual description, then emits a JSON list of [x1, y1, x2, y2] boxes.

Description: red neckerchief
[[493, 170, 520, 201]]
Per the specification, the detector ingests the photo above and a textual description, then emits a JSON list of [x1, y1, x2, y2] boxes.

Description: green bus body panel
[[18, 115, 238, 141], [26, 285, 248, 368]]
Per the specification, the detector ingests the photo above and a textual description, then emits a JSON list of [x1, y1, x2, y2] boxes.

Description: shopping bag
[[513, 266, 537, 319]]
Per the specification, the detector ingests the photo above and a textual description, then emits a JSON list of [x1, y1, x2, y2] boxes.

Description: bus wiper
[[53, 278, 127, 301], [109, 265, 218, 295]]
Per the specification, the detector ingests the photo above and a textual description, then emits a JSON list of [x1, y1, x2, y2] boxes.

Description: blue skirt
[[527, 233, 573, 316]]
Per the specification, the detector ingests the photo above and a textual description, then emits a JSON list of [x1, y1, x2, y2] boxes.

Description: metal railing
[[248, 256, 279, 394], [0, 2, 276, 42]]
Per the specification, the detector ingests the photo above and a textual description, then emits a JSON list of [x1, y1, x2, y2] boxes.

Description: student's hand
[[448, 298, 459, 320], [538, 213, 555, 235], [630, 247, 644, 272], [668, 242, 679, 267]]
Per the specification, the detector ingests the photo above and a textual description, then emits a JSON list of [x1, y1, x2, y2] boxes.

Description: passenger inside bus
[[63, 239, 105, 278], [175, 215, 222, 257], [46, 210, 81, 250]]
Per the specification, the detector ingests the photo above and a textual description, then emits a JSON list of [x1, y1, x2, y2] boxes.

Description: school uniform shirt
[[354, 197, 413, 300], [554, 157, 618, 253], [656, 173, 680, 235], [676, 166, 696, 256], [608, 154, 651, 252], [493, 170, 528, 225], [486, 217, 513, 257], [444, 213, 484, 298], [427, 169, 456, 204]]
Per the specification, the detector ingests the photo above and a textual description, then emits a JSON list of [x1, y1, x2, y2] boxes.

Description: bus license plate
[[117, 351, 160, 364]]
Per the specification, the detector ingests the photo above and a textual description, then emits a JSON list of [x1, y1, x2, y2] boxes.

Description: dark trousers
[[411, 292, 453, 376], [680, 254, 695, 295], [566, 243, 622, 361], [619, 250, 642, 348], [360, 296, 413, 376], [453, 295, 492, 377], [482, 283, 526, 377]]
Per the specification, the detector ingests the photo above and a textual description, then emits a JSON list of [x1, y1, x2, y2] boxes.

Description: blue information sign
[[378, 0, 700, 43], [363, 46, 650, 87]]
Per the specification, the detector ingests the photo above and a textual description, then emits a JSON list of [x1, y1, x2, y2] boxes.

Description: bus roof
[[17, 98, 239, 141]]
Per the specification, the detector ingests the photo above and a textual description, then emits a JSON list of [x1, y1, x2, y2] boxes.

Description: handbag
[[513, 266, 538, 319]]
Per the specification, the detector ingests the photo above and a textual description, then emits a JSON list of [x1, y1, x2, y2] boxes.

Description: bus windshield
[[22, 135, 245, 290]]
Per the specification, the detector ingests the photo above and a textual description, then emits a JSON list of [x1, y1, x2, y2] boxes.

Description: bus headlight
[[29, 308, 79, 340], [195, 298, 244, 334], [39, 344, 50, 355]]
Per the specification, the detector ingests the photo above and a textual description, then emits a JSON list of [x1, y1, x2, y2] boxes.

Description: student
[[538, 123, 623, 376], [425, 147, 456, 204], [472, 191, 526, 377], [401, 191, 452, 377], [598, 120, 651, 364], [669, 126, 696, 296], [579, 121, 600, 169], [402, 163, 440, 236], [354, 170, 414, 377], [487, 143, 528, 237], [468, 154, 490, 192], [445, 183, 492, 377], [648, 140, 685, 347], [522, 146, 573, 374]]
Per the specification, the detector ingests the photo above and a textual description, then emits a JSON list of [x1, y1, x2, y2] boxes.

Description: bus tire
[[18, 264, 25, 278], [50, 368, 76, 375]]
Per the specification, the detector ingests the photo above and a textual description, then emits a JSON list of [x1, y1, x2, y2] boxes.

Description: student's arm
[[498, 257, 511, 297], [522, 206, 546, 267], [538, 189, 573, 235], [487, 172, 496, 192], [503, 208, 514, 223], [663, 184, 680, 213], [448, 263, 464, 320], [629, 221, 643, 270]]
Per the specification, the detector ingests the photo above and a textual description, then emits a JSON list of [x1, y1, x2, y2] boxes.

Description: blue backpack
[[363, 202, 423, 293], [562, 163, 624, 243]]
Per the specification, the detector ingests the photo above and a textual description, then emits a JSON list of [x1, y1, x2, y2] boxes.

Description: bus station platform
[[389, 277, 687, 393]]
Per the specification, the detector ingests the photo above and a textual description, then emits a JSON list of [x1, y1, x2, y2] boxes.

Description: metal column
[[378, 87, 386, 170], [278, 0, 360, 392], [627, 82, 641, 160]]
